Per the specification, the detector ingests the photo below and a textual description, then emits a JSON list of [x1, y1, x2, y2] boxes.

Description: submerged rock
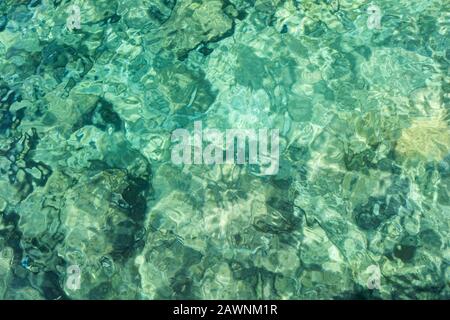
[[396, 117, 450, 162]]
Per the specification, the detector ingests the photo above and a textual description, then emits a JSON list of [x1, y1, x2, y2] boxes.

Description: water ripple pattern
[[0, 0, 448, 300]]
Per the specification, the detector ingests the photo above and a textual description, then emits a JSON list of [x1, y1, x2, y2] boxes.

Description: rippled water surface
[[0, 0, 449, 299]]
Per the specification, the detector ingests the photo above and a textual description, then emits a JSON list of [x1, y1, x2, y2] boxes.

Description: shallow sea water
[[0, 0, 449, 299]]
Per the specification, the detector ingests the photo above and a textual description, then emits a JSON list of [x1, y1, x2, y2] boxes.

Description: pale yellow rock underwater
[[396, 117, 450, 162]]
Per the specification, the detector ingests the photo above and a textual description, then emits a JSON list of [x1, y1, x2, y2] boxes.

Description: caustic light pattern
[[0, 0, 449, 300]]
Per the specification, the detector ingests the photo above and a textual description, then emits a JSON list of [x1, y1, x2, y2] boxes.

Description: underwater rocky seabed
[[0, 0, 449, 300]]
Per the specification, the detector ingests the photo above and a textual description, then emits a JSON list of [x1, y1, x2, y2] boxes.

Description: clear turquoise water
[[0, 0, 449, 299]]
